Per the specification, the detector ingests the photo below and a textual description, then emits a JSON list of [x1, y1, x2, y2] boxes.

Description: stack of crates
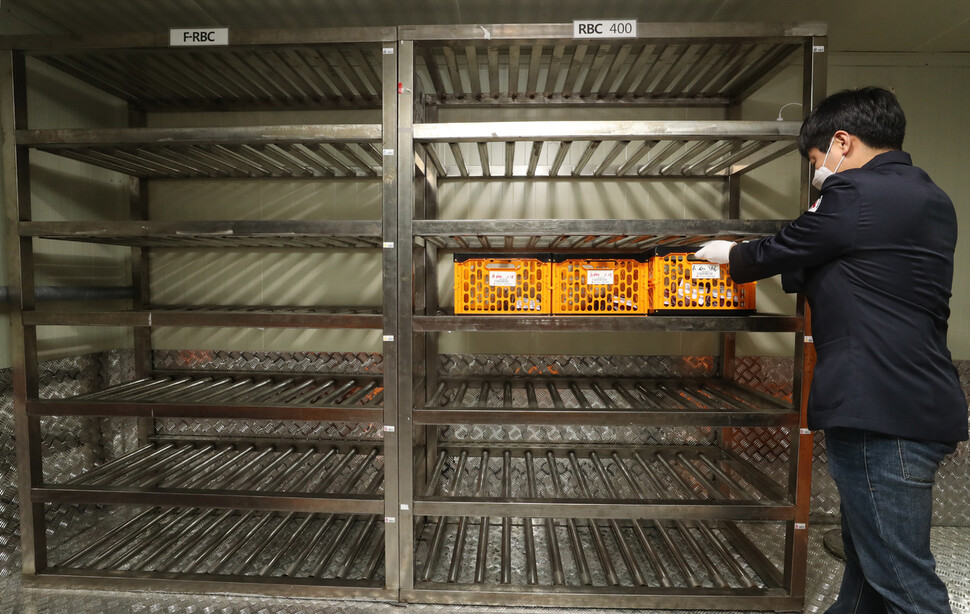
[[453, 253, 552, 314], [646, 245, 756, 313], [551, 254, 647, 315], [453, 247, 755, 316]]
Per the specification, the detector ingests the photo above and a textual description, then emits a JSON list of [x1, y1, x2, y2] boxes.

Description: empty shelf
[[47, 505, 386, 588], [19, 125, 383, 178], [29, 373, 385, 421], [28, 33, 393, 111], [414, 445, 789, 519], [414, 121, 798, 178], [38, 441, 383, 513], [25, 306, 384, 329], [417, 378, 794, 426], [410, 516, 787, 608], [405, 22, 823, 107], [21, 220, 383, 248], [413, 218, 788, 251]]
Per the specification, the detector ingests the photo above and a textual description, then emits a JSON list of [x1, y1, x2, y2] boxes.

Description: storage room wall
[[145, 108, 385, 355], [0, 58, 133, 367], [1, 50, 968, 367]]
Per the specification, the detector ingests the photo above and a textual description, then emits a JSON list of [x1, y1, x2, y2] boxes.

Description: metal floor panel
[[1, 526, 968, 614]]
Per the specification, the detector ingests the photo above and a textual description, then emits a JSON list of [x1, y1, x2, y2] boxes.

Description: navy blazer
[[730, 150, 968, 442]]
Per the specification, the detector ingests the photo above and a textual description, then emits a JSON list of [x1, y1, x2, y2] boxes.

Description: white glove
[[694, 240, 735, 265]]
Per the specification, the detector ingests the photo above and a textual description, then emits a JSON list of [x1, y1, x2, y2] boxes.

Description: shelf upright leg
[[396, 37, 417, 598], [382, 36, 402, 595], [783, 33, 827, 600], [421, 104, 441, 492], [128, 109, 153, 446], [2, 49, 47, 575], [718, 101, 743, 465]]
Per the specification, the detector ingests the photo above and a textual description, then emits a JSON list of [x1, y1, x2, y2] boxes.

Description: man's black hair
[[797, 86, 906, 157]]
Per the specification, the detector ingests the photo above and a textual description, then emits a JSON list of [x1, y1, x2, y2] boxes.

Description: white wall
[[1, 58, 132, 364]]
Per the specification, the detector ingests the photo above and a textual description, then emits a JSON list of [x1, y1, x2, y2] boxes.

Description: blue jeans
[[825, 428, 957, 614]]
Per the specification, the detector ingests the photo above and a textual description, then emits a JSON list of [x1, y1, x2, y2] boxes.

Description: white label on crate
[[400, 504, 410, 511], [383, 425, 395, 433], [573, 19, 637, 39], [383, 47, 395, 55], [489, 271, 517, 287], [170, 28, 229, 47], [795, 522, 807, 530], [813, 45, 826, 53], [586, 269, 614, 285], [384, 516, 396, 523], [800, 428, 812, 435], [691, 263, 720, 279]]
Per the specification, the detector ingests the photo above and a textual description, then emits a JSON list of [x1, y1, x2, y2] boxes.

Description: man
[[696, 87, 967, 614]]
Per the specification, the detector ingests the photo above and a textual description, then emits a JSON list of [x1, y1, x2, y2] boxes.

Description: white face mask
[[812, 136, 846, 190]]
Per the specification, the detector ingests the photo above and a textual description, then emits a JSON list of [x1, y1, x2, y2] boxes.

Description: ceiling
[[1, 0, 969, 53]]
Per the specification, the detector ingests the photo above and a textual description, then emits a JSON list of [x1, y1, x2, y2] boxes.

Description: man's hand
[[694, 240, 735, 265]]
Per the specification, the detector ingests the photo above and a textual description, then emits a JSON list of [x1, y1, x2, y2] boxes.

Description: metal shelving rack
[[2, 20, 828, 609], [1, 28, 400, 599], [396, 23, 826, 610]]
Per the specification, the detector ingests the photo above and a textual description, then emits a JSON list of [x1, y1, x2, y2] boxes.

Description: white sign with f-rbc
[[170, 28, 229, 47]]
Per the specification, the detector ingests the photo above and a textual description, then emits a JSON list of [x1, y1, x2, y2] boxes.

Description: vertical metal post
[[784, 33, 827, 598], [421, 104, 441, 486], [396, 36, 416, 596], [381, 33, 402, 595], [718, 101, 742, 459], [128, 108, 153, 446], [2, 49, 47, 575]]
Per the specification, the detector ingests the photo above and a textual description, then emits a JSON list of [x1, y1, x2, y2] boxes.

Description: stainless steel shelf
[[416, 377, 795, 427], [413, 218, 788, 251], [409, 516, 788, 608], [21, 220, 383, 248], [38, 441, 384, 513], [404, 22, 824, 107], [23, 31, 395, 111], [414, 120, 797, 179], [414, 313, 803, 333], [19, 125, 384, 178], [47, 505, 386, 588], [414, 445, 789, 520], [25, 306, 384, 329], [29, 373, 384, 421]]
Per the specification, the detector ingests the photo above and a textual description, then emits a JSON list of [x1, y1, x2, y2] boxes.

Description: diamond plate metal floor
[[1, 526, 967, 614]]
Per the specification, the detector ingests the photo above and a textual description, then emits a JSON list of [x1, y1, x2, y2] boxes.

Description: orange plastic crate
[[454, 254, 551, 314], [647, 247, 756, 313], [552, 255, 647, 315]]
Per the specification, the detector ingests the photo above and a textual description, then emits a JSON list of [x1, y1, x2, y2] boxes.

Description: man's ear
[[832, 129, 852, 156]]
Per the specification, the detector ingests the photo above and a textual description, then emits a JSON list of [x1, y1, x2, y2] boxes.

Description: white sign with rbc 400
[[691, 263, 721, 280], [573, 20, 637, 39], [489, 271, 517, 287]]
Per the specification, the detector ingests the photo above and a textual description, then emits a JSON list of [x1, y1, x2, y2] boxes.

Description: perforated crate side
[[551, 257, 646, 315], [454, 255, 551, 314], [647, 250, 756, 313]]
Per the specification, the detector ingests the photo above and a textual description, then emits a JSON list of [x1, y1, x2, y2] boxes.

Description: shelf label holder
[[170, 28, 229, 47], [573, 19, 637, 39]]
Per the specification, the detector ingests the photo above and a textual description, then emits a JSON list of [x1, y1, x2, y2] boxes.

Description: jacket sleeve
[[729, 174, 861, 284], [781, 270, 805, 293]]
